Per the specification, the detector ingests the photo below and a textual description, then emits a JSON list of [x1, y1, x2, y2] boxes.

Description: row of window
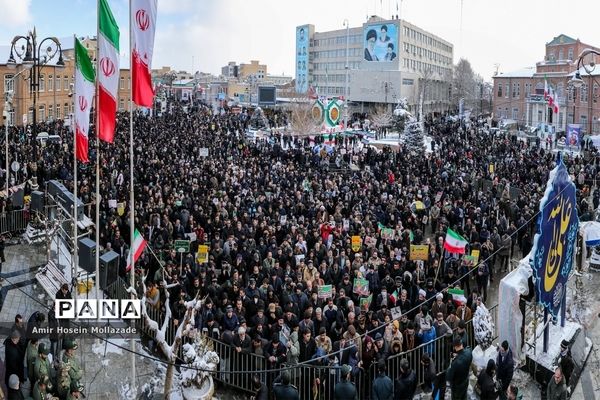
[[402, 26, 452, 53], [312, 48, 363, 59], [547, 48, 574, 62], [312, 74, 347, 83], [497, 81, 599, 102], [402, 43, 451, 65], [402, 58, 451, 76], [313, 61, 360, 71], [3, 74, 131, 93], [497, 107, 600, 133], [316, 86, 348, 96], [312, 35, 362, 47]]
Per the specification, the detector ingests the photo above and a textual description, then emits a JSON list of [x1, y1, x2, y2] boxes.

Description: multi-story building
[[296, 15, 454, 115], [492, 34, 600, 134], [1, 36, 132, 127], [238, 60, 267, 81]]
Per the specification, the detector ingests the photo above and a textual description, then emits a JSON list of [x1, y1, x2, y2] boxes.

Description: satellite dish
[[11, 161, 20, 172]]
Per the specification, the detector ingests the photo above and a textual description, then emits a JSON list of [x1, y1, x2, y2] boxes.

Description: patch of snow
[[91, 338, 126, 356], [526, 320, 581, 370]]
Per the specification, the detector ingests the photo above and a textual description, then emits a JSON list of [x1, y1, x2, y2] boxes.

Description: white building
[[296, 16, 454, 115]]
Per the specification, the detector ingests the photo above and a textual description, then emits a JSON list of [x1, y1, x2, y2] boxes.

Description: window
[[120, 77, 124, 90], [39, 105, 45, 121], [556, 83, 564, 99], [548, 52, 555, 62], [64, 102, 70, 118], [497, 84, 502, 98], [568, 48, 574, 60], [558, 49, 564, 60], [512, 83, 519, 98], [581, 84, 588, 102], [581, 115, 588, 132], [4, 74, 14, 93], [505, 84, 509, 98], [48, 105, 53, 120], [538, 110, 543, 122], [512, 108, 519, 120], [568, 86, 574, 101], [594, 83, 599, 102], [64, 76, 69, 92], [559, 112, 563, 128], [56, 104, 61, 119], [568, 113, 574, 124], [119, 99, 124, 111], [594, 117, 600, 134], [39, 74, 45, 91]]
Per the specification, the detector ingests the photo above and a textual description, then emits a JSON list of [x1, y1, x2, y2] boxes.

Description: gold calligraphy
[[544, 196, 572, 292]]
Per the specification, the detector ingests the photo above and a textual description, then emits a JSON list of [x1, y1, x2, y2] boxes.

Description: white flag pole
[[95, 0, 101, 296], [72, 35, 79, 303]]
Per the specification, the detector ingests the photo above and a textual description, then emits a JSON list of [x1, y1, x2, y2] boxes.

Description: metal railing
[[0, 209, 28, 235], [134, 298, 498, 398]]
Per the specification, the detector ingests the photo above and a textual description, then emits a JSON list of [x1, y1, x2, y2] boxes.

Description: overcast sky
[[1, 0, 598, 81]]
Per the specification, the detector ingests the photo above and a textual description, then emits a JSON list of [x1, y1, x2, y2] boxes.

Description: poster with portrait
[[363, 23, 398, 62], [295, 25, 309, 93], [566, 124, 580, 147]]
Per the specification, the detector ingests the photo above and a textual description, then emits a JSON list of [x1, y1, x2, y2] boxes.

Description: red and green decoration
[[311, 100, 325, 124], [326, 99, 341, 127]]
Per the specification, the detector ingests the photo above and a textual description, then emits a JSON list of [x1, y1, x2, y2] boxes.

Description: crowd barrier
[[0, 209, 28, 235], [134, 297, 498, 397]]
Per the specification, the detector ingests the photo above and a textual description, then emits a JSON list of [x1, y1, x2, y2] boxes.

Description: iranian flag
[[126, 229, 147, 272], [444, 228, 468, 254], [131, 0, 157, 107], [448, 288, 467, 305], [97, 0, 120, 143], [74, 38, 95, 163]]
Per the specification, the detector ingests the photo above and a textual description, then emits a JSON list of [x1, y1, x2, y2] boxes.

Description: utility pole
[[344, 19, 350, 132]]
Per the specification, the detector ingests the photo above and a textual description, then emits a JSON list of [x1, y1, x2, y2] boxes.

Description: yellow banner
[[471, 249, 480, 263], [410, 244, 429, 261], [197, 245, 209, 264], [351, 236, 362, 252]]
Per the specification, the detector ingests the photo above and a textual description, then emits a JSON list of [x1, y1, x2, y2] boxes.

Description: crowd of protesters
[[2, 101, 594, 399]]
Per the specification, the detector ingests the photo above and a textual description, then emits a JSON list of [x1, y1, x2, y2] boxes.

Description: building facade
[[492, 34, 600, 134], [1, 36, 132, 127], [296, 16, 454, 115]]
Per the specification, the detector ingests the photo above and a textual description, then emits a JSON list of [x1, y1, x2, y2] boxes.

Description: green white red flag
[[74, 38, 95, 163], [97, 0, 120, 143], [131, 0, 157, 107], [444, 228, 468, 254], [126, 229, 147, 272]]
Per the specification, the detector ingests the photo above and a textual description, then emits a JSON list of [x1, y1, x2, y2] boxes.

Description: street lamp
[[7, 27, 65, 164], [569, 48, 600, 132]]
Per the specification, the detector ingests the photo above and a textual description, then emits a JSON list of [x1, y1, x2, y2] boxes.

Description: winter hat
[[501, 340, 509, 351], [8, 374, 19, 390], [341, 364, 352, 376], [418, 289, 426, 297]]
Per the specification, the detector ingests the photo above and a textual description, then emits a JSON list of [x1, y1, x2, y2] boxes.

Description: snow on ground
[[91, 338, 126, 356], [526, 320, 580, 370]]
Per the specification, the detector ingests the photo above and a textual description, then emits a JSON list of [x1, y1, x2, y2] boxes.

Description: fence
[[132, 295, 498, 398], [0, 209, 28, 235]]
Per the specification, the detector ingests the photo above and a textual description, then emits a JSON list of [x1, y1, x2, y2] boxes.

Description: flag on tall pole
[[98, 0, 120, 143], [126, 229, 147, 272], [131, 0, 157, 107], [74, 38, 95, 163]]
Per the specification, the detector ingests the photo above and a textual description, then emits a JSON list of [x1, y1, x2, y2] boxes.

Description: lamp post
[[343, 18, 350, 132], [570, 48, 600, 134], [3, 68, 28, 197], [6, 27, 64, 165]]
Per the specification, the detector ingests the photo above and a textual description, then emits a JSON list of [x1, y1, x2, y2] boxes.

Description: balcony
[[526, 94, 566, 106]]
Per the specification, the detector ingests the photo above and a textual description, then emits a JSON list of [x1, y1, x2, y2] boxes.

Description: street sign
[[174, 240, 190, 253]]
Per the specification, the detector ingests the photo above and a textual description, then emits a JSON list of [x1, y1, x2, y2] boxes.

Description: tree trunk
[[163, 360, 175, 400]]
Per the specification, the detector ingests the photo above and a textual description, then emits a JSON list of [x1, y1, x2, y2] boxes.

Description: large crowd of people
[[2, 101, 593, 399]]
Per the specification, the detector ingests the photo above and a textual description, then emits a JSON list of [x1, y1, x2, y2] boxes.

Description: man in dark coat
[[558, 340, 575, 387], [4, 330, 25, 386], [394, 358, 417, 400], [334, 364, 358, 400], [372, 362, 394, 400], [447, 337, 473, 400], [496, 341, 515, 393], [273, 371, 300, 400]]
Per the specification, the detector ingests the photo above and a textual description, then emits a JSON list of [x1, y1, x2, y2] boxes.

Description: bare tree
[[136, 277, 206, 399], [289, 97, 322, 137], [370, 105, 393, 128]]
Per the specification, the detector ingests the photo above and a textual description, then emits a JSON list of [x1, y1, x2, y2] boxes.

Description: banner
[[318, 285, 333, 299], [531, 156, 578, 317], [351, 236, 362, 252], [566, 124, 580, 147], [353, 278, 370, 296], [471, 249, 480, 263], [410, 245, 429, 261], [197, 245, 209, 264], [380, 227, 395, 240], [360, 294, 372, 310]]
